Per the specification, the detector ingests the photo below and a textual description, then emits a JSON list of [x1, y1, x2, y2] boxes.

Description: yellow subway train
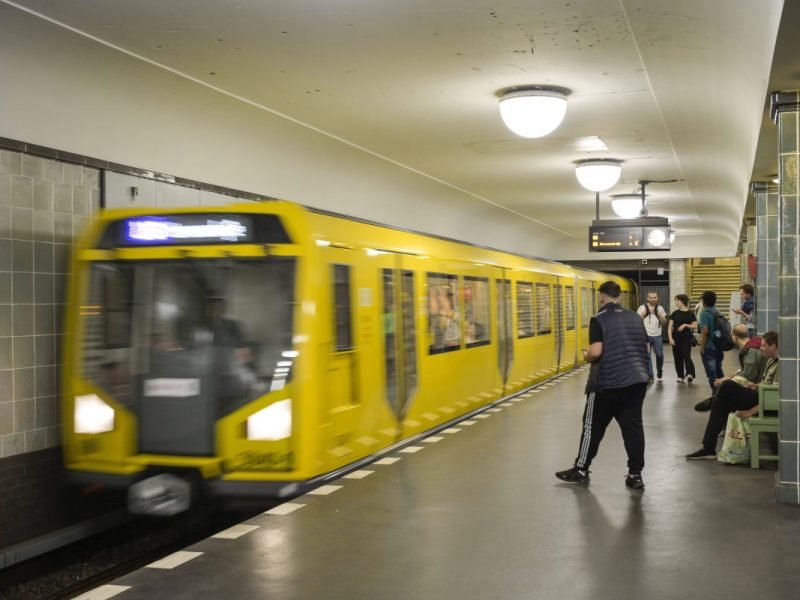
[[61, 201, 636, 514]]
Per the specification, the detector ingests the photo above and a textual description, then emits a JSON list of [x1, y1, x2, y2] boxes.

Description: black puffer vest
[[589, 302, 650, 391]]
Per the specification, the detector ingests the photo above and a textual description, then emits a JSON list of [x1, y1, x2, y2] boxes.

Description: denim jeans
[[701, 347, 724, 393], [647, 335, 664, 377]]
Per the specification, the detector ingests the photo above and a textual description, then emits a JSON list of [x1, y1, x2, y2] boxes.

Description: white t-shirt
[[637, 303, 666, 337]]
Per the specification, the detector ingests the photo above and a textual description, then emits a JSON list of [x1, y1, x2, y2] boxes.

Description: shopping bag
[[717, 413, 751, 464]]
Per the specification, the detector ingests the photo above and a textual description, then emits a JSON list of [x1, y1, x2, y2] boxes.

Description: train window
[[83, 258, 297, 418], [517, 281, 534, 338], [428, 273, 461, 354], [82, 263, 134, 404], [565, 286, 575, 330], [400, 270, 418, 411], [464, 276, 490, 347], [382, 269, 418, 417], [382, 269, 398, 410], [332, 265, 353, 351], [535, 283, 552, 334], [580, 288, 590, 327]]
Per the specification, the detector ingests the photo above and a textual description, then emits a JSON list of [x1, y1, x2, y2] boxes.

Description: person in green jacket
[[694, 323, 764, 412], [686, 330, 779, 460]]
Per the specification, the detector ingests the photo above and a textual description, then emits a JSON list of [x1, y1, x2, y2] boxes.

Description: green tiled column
[[770, 91, 800, 504], [752, 182, 779, 334]]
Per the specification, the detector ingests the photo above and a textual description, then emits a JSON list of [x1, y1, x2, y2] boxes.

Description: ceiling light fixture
[[670, 230, 676, 244], [575, 159, 623, 192], [610, 193, 645, 219], [498, 88, 568, 138]]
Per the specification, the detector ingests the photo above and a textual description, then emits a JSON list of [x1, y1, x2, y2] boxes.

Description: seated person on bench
[[685, 330, 780, 460]]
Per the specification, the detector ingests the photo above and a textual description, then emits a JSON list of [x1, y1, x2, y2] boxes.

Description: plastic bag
[[717, 413, 751, 464]]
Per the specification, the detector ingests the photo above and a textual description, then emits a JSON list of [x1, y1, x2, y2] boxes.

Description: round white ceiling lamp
[[610, 193, 645, 219], [498, 88, 568, 138], [575, 159, 623, 192]]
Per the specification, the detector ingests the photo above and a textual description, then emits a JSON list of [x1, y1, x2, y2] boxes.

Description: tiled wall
[[0, 149, 99, 458], [772, 91, 800, 504], [754, 184, 780, 334]]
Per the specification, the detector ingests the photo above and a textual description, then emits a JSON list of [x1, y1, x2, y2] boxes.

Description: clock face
[[647, 228, 666, 247]]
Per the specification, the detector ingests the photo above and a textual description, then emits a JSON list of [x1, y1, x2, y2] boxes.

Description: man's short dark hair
[[598, 281, 621, 299], [701, 290, 717, 307], [675, 294, 690, 306], [762, 330, 779, 347], [740, 283, 754, 296]]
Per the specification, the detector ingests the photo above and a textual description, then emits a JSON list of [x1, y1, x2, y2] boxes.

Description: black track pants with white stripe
[[574, 383, 647, 474]]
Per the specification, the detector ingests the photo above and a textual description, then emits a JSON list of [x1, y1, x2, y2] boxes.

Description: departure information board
[[589, 225, 670, 252]]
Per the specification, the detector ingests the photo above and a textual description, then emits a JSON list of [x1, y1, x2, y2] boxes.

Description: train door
[[493, 270, 513, 389], [324, 255, 360, 450], [380, 255, 419, 425]]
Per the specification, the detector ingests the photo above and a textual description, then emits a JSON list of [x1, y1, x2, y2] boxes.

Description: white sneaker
[[677, 378, 685, 383], [686, 375, 694, 383]]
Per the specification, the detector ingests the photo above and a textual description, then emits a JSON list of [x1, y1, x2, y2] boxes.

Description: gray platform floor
[[77, 351, 800, 600]]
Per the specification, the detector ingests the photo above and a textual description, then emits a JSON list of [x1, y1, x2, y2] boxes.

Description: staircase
[[686, 258, 742, 316]]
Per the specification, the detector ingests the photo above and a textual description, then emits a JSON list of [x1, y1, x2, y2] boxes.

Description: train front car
[[62, 202, 316, 514]]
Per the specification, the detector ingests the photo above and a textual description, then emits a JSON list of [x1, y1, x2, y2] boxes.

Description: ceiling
[[3, 0, 786, 257]]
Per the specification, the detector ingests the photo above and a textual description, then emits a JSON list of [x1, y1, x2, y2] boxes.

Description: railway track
[[0, 500, 276, 600]]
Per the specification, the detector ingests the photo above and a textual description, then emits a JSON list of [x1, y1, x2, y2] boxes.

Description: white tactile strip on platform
[[72, 585, 132, 600], [400, 446, 424, 453], [487, 408, 503, 413], [461, 420, 477, 425], [374, 457, 402, 465], [442, 428, 462, 434], [473, 414, 491, 419], [422, 436, 444, 443], [264, 502, 305, 516], [343, 470, 374, 479], [211, 524, 260, 540], [307, 485, 342, 496], [146, 551, 203, 570]]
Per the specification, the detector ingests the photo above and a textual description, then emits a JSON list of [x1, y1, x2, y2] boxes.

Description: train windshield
[[82, 257, 296, 416]]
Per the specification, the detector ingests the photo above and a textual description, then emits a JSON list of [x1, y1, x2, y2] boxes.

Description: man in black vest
[[556, 281, 651, 489]]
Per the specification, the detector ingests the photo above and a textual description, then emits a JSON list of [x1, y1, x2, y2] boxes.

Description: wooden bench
[[750, 384, 779, 469]]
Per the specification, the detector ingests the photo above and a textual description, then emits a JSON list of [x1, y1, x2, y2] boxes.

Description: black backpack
[[710, 310, 735, 351]]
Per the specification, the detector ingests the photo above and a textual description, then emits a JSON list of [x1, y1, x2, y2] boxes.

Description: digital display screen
[[589, 225, 670, 252], [125, 216, 251, 244], [98, 213, 293, 248]]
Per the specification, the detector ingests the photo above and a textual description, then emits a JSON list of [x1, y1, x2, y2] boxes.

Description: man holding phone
[[556, 281, 651, 489]]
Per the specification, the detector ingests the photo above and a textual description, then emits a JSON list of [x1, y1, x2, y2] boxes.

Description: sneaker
[[685, 448, 716, 460], [686, 375, 694, 383], [657, 371, 663, 381], [677, 378, 685, 383], [647, 377, 654, 384], [555, 467, 590, 484], [694, 397, 714, 412], [625, 473, 645, 489]]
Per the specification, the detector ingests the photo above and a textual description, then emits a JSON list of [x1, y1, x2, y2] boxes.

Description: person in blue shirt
[[698, 290, 724, 399], [732, 283, 754, 337]]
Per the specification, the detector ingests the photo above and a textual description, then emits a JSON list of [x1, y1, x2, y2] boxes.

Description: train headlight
[[247, 399, 292, 441], [74, 394, 115, 434]]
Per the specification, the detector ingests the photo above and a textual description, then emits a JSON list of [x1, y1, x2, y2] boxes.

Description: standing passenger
[[697, 290, 725, 400], [732, 283, 755, 337], [555, 281, 650, 490], [637, 292, 667, 381], [668, 294, 698, 383]]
